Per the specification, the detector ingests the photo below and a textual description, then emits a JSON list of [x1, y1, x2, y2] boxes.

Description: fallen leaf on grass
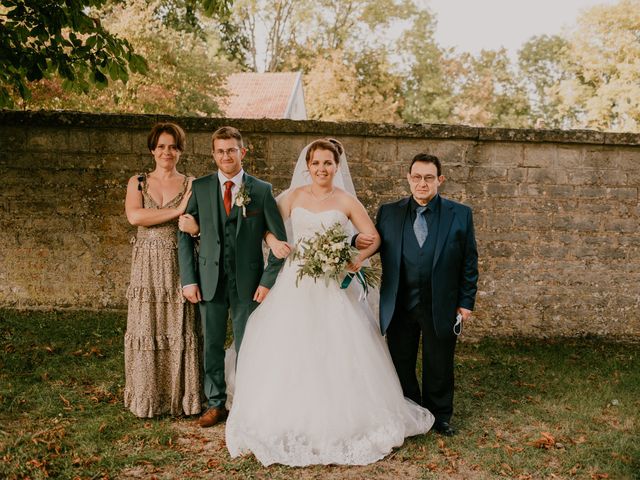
[[529, 432, 556, 449], [591, 473, 609, 479], [514, 381, 537, 388], [504, 445, 524, 454], [31, 424, 66, 451], [569, 435, 587, 445], [568, 464, 581, 475], [59, 394, 72, 410], [443, 465, 458, 474], [71, 455, 101, 468], [84, 346, 104, 358], [611, 452, 631, 464], [436, 437, 460, 473], [500, 462, 513, 475], [26, 458, 50, 476]]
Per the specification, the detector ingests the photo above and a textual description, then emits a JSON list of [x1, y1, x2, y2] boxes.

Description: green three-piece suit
[[178, 173, 286, 408]]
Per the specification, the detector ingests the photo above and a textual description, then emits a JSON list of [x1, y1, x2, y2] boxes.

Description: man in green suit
[[178, 126, 286, 428]]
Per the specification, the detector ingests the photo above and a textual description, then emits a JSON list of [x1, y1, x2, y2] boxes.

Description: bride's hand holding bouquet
[[291, 222, 380, 291]]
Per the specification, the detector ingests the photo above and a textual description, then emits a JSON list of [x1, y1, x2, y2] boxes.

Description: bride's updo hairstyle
[[305, 138, 343, 165]]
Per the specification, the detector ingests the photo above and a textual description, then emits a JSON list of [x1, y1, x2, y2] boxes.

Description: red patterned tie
[[224, 181, 233, 215]]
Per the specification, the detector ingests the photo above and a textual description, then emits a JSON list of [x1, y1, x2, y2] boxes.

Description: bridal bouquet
[[292, 222, 380, 293]]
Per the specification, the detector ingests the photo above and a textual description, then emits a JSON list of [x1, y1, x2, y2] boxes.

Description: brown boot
[[197, 407, 228, 428]]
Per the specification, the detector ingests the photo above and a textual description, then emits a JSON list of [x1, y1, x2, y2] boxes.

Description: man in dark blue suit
[[371, 153, 478, 436]]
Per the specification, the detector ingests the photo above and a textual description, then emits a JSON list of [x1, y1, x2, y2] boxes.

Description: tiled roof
[[221, 72, 302, 119]]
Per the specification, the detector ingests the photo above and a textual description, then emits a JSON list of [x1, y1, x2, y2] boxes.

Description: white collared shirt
[[218, 169, 245, 204]]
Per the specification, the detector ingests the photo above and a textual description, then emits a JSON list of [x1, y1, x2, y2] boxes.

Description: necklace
[[309, 186, 334, 202]]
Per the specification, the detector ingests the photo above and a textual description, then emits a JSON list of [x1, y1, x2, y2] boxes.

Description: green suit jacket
[[178, 173, 286, 302]]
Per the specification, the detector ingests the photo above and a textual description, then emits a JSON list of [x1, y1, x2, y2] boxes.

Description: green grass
[[0, 309, 180, 479], [1, 309, 638, 479]]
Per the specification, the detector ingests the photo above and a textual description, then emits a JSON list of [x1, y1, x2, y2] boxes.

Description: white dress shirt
[[218, 169, 245, 205]]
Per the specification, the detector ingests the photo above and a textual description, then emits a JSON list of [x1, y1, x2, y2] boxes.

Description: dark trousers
[[386, 302, 457, 423], [199, 277, 258, 408]]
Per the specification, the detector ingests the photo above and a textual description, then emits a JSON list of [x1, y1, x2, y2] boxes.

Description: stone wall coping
[[2, 109, 639, 146]]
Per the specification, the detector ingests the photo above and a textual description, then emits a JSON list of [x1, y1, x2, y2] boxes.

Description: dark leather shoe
[[433, 420, 456, 436], [197, 407, 228, 428]]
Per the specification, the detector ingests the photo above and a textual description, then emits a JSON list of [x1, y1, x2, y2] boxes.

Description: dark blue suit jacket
[[376, 196, 478, 338]]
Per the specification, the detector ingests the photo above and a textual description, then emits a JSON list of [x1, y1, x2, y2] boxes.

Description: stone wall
[[1, 110, 639, 339]]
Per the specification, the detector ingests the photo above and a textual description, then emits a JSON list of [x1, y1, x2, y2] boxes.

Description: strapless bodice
[[290, 207, 350, 243]]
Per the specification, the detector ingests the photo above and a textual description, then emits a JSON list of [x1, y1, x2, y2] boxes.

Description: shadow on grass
[[1, 309, 638, 479]]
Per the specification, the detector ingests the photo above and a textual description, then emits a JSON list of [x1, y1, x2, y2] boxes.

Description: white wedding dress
[[225, 208, 434, 466]]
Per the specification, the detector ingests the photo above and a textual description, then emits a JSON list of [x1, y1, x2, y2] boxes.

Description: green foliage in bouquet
[[291, 222, 380, 289]]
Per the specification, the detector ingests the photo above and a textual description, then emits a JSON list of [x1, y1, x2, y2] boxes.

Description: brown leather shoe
[[197, 407, 228, 428]]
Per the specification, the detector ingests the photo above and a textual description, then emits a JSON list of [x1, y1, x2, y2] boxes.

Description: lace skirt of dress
[[124, 227, 202, 418], [225, 262, 434, 466]]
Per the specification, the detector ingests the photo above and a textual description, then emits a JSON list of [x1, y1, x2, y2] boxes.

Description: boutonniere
[[235, 183, 251, 217]]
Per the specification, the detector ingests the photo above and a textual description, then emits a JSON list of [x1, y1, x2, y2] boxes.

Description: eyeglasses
[[214, 147, 241, 158], [409, 174, 437, 184]]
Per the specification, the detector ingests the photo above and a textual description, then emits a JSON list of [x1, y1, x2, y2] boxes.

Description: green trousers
[[198, 278, 258, 408]]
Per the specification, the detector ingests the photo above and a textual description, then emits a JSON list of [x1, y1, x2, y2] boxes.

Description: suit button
[[217, 239, 220, 245], [215, 261, 219, 266]]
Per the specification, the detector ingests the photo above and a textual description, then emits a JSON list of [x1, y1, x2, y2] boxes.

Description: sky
[[427, 0, 618, 56]]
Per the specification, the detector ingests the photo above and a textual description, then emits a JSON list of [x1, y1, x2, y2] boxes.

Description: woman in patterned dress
[[123, 122, 202, 418]]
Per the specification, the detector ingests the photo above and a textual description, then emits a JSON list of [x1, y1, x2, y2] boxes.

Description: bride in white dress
[[225, 139, 434, 466]]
